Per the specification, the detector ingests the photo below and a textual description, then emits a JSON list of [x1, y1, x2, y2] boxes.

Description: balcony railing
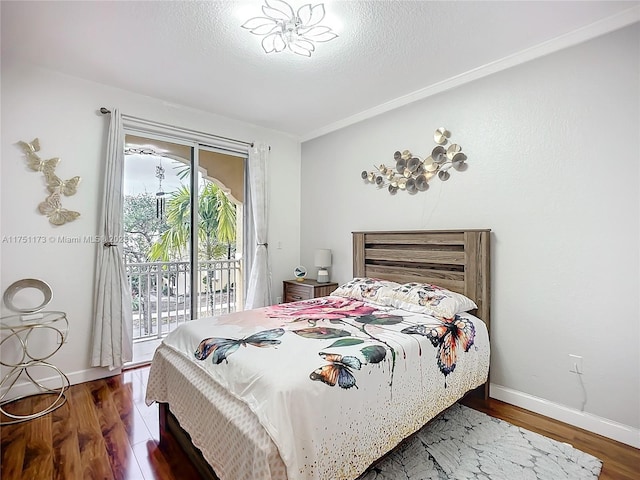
[[126, 259, 241, 341]]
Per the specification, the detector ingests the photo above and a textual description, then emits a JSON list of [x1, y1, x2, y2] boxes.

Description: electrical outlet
[[276, 296, 283, 304], [568, 354, 583, 374]]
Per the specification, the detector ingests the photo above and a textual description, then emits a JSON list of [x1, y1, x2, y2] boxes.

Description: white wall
[[301, 25, 640, 440], [0, 60, 301, 387]]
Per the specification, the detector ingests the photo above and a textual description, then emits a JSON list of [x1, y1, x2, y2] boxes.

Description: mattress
[[146, 345, 287, 480], [146, 296, 490, 480]]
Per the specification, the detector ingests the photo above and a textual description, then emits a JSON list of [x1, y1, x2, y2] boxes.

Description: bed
[[146, 229, 491, 480]]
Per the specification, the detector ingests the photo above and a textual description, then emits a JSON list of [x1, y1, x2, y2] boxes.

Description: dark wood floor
[[1, 365, 638, 480]]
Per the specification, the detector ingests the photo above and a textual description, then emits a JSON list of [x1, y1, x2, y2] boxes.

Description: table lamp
[[314, 249, 332, 283]]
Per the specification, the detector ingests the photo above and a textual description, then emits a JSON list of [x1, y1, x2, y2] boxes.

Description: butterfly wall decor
[[44, 173, 81, 196], [25, 154, 60, 176], [38, 193, 81, 226], [17, 138, 81, 225]]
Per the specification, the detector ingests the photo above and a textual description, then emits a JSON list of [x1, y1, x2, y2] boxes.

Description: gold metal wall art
[[17, 138, 81, 225], [37, 193, 81, 226], [360, 128, 468, 195]]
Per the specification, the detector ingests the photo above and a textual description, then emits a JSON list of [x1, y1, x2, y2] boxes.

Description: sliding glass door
[[123, 133, 246, 345]]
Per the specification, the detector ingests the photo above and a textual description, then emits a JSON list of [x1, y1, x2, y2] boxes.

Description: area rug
[[358, 403, 602, 480]]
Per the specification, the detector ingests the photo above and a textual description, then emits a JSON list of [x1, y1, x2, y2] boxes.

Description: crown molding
[[301, 6, 640, 143]]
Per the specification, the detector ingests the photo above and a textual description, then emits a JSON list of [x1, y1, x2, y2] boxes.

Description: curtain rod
[[99, 107, 257, 149]]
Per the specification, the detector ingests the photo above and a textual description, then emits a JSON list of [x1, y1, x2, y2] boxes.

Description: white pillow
[[387, 282, 477, 318], [332, 277, 400, 305]]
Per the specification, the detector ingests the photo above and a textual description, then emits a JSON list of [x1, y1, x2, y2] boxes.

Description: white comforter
[[151, 296, 489, 480]]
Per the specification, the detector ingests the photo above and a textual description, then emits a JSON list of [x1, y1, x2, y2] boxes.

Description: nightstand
[[282, 279, 339, 303]]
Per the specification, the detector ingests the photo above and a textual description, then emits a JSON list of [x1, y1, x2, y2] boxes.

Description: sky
[[124, 154, 202, 196]]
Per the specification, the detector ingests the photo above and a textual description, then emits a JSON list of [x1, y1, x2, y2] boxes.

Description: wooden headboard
[[352, 230, 491, 331]]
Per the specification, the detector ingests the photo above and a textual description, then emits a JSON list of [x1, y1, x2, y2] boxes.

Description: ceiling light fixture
[[241, 0, 338, 57]]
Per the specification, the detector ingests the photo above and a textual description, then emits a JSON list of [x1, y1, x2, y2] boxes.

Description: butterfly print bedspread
[[160, 296, 490, 480]]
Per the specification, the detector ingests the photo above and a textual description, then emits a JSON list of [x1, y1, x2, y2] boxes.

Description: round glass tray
[[3, 278, 52, 313], [0, 310, 67, 329]]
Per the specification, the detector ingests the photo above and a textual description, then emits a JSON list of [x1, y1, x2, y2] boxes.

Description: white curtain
[[91, 108, 133, 369], [244, 143, 271, 309]]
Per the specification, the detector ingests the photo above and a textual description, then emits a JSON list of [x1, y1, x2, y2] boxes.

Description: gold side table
[[0, 311, 70, 425]]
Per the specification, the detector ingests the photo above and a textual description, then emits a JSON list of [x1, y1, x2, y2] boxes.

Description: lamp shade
[[314, 249, 332, 268]]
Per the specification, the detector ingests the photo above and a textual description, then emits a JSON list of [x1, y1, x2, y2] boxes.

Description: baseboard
[[0, 366, 120, 402], [490, 383, 640, 449]]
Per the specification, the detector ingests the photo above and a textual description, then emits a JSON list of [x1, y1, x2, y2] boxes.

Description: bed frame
[[159, 229, 491, 480]]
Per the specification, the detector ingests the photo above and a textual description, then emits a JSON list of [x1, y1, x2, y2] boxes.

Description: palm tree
[[148, 182, 236, 262], [148, 181, 237, 312]]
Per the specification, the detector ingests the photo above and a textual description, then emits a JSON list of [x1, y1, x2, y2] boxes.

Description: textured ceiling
[[2, 1, 638, 140]]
